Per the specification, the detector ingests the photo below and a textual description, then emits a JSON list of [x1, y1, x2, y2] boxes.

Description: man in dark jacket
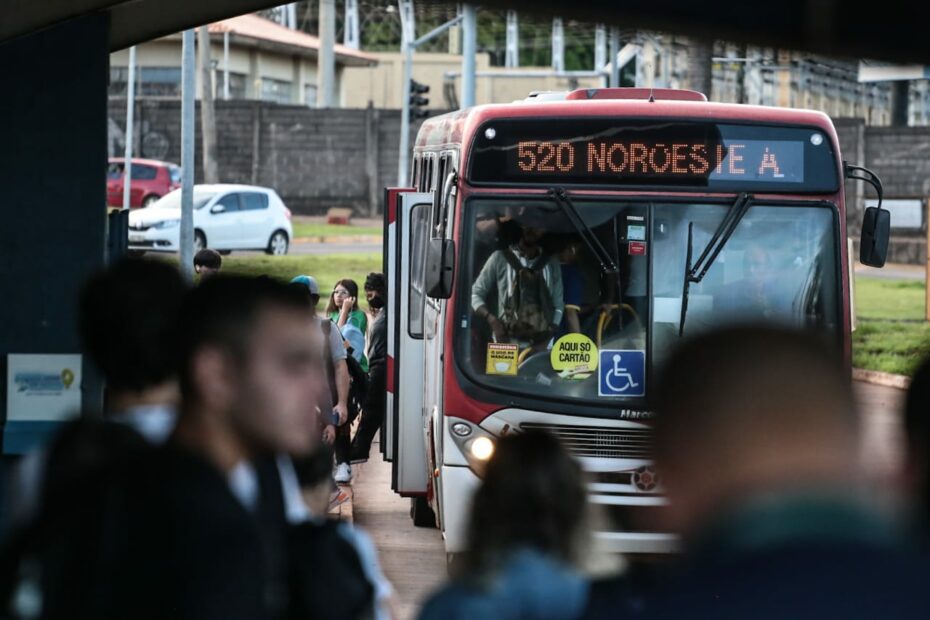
[[585, 327, 930, 620], [351, 272, 387, 463]]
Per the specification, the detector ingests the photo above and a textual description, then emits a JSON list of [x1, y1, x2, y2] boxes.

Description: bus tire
[[410, 496, 436, 528]]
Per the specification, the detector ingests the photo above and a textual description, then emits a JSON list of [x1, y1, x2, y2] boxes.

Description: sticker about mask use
[[550, 333, 598, 380], [486, 343, 519, 376], [627, 224, 646, 241]]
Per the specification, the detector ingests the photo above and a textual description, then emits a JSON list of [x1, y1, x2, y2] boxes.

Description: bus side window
[[432, 154, 448, 235], [411, 156, 421, 189], [408, 203, 431, 338]]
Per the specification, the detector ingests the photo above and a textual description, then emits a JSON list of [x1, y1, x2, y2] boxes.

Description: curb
[[293, 235, 382, 245], [852, 367, 910, 390]]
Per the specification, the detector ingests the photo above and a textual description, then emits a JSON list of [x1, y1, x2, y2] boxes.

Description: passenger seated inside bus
[[552, 235, 601, 338], [471, 218, 564, 347]]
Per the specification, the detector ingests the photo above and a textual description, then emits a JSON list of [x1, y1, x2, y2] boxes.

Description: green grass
[[291, 222, 383, 239], [219, 253, 382, 294], [853, 277, 930, 376]]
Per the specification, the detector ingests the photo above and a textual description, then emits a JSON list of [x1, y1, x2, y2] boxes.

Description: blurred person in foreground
[[904, 357, 930, 539], [584, 326, 930, 620], [418, 430, 591, 620], [33, 276, 324, 619], [3, 258, 186, 535]]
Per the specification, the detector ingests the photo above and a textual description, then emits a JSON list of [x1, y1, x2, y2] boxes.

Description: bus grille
[[519, 423, 652, 459]]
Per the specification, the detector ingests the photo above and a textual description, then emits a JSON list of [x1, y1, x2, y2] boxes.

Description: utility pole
[[318, 0, 337, 108], [223, 30, 230, 100], [551, 18, 564, 73], [397, 0, 415, 186], [609, 27, 620, 87], [594, 24, 606, 73], [397, 3, 464, 185], [461, 4, 477, 108], [505, 11, 519, 69], [344, 0, 360, 49], [122, 46, 136, 211], [198, 26, 219, 184], [180, 29, 196, 283]]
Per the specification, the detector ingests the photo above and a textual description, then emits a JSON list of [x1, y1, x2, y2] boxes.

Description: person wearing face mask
[[350, 273, 387, 464]]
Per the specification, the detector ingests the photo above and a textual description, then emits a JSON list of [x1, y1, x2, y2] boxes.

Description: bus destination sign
[[514, 139, 803, 183], [468, 119, 839, 192]]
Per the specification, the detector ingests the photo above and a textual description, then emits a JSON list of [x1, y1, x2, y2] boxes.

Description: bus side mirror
[[426, 238, 455, 299], [860, 206, 890, 267]]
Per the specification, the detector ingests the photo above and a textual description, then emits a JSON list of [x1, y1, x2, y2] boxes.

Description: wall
[[836, 118, 930, 264], [109, 99, 422, 214], [340, 52, 603, 109], [107, 100, 930, 262], [110, 38, 345, 107]]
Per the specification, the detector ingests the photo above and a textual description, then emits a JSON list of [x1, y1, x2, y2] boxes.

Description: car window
[[131, 164, 158, 180], [214, 193, 241, 213], [240, 192, 269, 211], [106, 162, 123, 180], [169, 166, 182, 184]]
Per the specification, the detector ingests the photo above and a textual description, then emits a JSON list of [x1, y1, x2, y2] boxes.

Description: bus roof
[[414, 89, 837, 152]]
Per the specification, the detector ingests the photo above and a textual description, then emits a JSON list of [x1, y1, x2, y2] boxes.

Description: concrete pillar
[[0, 14, 109, 451]]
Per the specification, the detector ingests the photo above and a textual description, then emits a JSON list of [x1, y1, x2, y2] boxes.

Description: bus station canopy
[[0, 0, 926, 64]]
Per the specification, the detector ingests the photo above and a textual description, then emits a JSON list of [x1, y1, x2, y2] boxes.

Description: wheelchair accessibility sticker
[[598, 350, 646, 397]]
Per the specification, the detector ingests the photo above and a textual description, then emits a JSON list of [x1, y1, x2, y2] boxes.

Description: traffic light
[[409, 79, 430, 120]]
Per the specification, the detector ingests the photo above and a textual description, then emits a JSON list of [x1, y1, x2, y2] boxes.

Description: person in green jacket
[[328, 278, 367, 329]]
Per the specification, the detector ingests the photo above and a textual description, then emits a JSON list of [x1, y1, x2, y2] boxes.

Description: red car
[[107, 158, 182, 208]]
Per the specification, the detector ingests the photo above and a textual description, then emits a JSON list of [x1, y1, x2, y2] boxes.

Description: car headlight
[[448, 419, 497, 476], [153, 219, 180, 229]]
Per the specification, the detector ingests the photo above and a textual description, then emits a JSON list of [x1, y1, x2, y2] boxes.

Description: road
[[290, 242, 382, 255], [352, 381, 907, 620], [238, 242, 382, 257], [856, 263, 924, 281]]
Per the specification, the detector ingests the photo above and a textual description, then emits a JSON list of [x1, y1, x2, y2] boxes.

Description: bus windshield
[[457, 197, 840, 407]]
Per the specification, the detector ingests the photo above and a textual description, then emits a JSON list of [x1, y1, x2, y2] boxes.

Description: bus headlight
[[469, 436, 495, 461], [448, 419, 497, 476]]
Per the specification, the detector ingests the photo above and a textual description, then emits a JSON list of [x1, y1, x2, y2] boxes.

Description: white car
[[128, 184, 293, 255]]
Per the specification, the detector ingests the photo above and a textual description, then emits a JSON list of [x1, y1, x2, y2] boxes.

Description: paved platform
[[350, 442, 447, 620]]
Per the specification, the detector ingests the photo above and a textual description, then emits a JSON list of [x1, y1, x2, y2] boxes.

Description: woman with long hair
[[419, 430, 592, 619], [327, 278, 367, 333]]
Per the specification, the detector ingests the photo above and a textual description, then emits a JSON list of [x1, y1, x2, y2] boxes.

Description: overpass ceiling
[[0, 0, 926, 64]]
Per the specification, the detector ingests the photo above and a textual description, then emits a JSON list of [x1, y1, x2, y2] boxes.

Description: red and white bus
[[383, 87, 888, 555]]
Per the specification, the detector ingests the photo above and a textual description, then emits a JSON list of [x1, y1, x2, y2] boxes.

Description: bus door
[[385, 188, 433, 495]]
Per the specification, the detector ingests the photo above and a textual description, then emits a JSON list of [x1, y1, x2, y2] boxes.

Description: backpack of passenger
[[499, 250, 555, 341], [321, 319, 369, 413]]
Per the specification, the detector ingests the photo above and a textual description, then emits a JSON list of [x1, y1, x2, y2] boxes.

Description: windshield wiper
[[549, 188, 624, 329], [549, 188, 618, 276], [679, 192, 754, 337]]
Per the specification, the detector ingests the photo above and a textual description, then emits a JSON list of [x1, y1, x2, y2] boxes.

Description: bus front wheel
[[410, 496, 436, 528]]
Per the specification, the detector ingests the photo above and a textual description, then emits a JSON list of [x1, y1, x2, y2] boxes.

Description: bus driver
[[471, 219, 564, 347]]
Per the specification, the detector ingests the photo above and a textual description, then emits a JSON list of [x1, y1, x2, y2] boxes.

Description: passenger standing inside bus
[[472, 221, 564, 346], [351, 273, 387, 464], [418, 431, 591, 620]]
